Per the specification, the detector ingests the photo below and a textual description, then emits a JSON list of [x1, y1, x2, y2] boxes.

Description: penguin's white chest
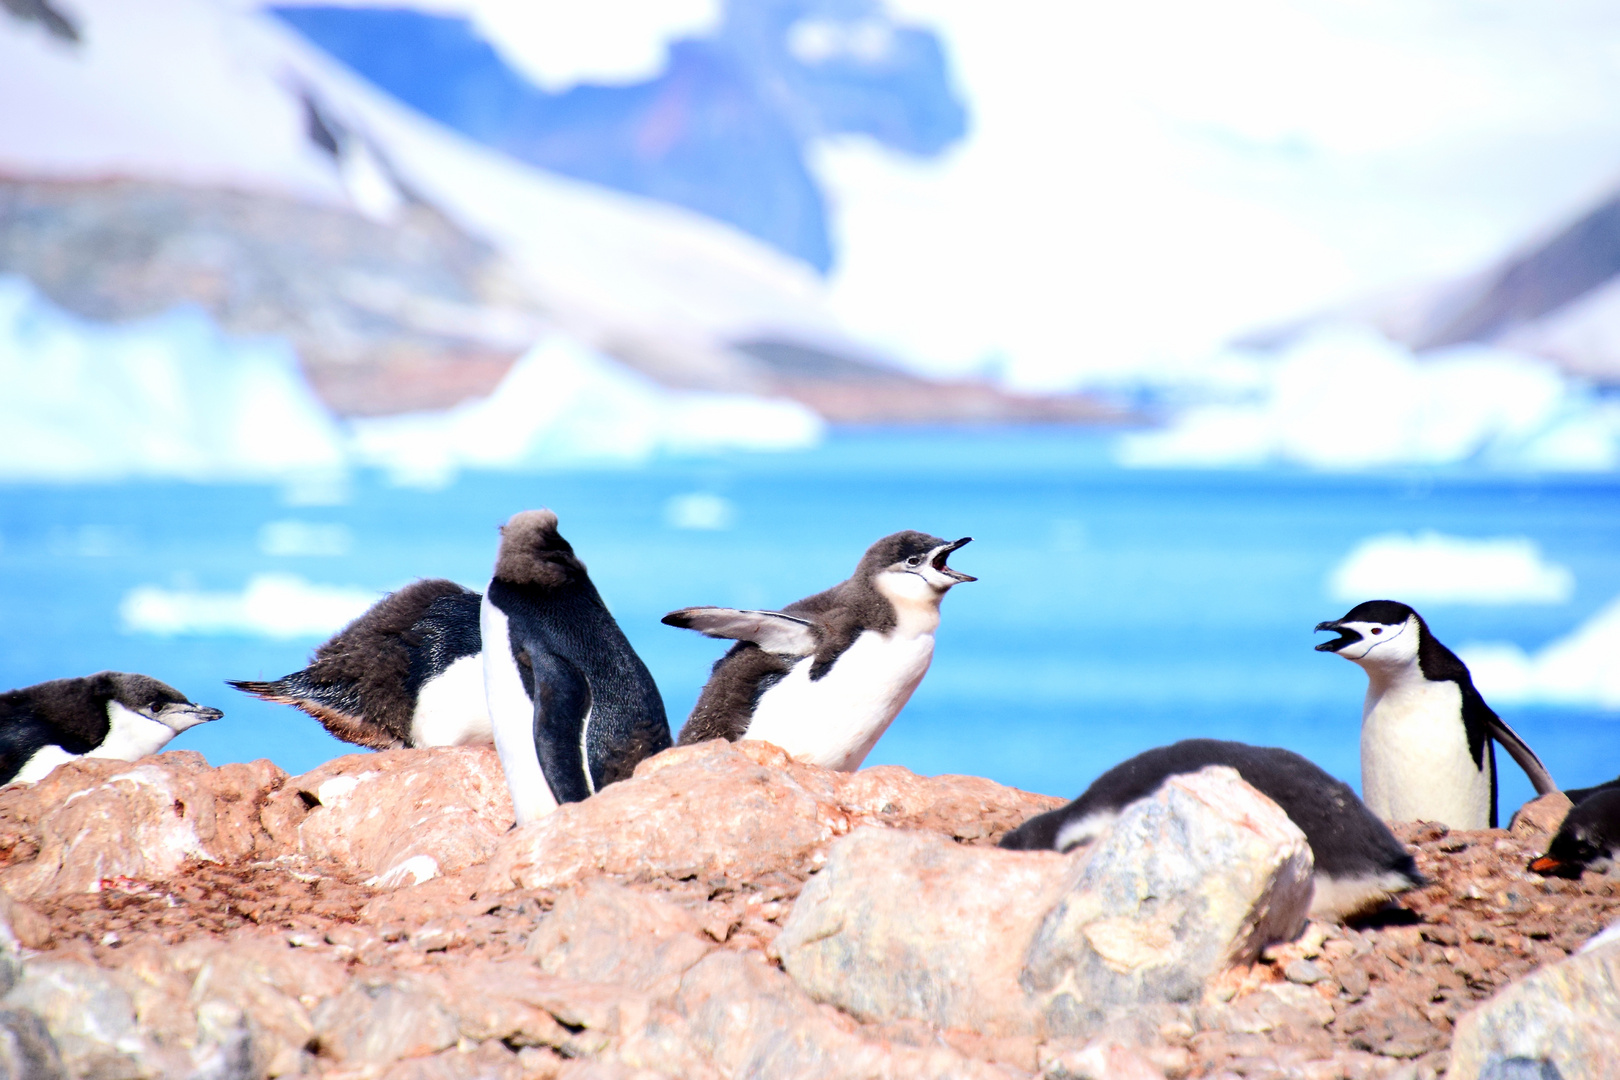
[[410, 654, 493, 747], [744, 629, 935, 771], [1361, 677, 1492, 829], [481, 598, 559, 825]]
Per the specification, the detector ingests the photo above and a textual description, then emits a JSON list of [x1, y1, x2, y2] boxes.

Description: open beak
[[1314, 620, 1359, 653], [932, 537, 976, 583]]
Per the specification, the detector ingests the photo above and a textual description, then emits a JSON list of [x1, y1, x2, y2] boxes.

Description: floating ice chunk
[[121, 574, 377, 638], [665, 493, 735, 530], [1460, 594, 1620, 710], [1328, 532, 1574, 605], [258, 520, 353, 557], [1117, 326, 1620, 471]]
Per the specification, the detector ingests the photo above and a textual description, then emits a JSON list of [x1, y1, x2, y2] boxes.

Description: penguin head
[[862, 531, 976, 601], [493, 509, 585, 587], [103, 672, 224, 733], [1530, 791, 1620, 878], [1314, 600, 1422, 667]]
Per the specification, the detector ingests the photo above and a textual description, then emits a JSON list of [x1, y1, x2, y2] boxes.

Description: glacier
[[1461, 595, 1620, 711], [1327, 532, 1575, 606]]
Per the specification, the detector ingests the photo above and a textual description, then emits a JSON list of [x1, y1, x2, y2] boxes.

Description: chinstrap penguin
[[998, 738, 1425, 921], [482, 509, 670, 824], [230, 579, 489, 750], [1315, 600, 1556, 830], [1, 672, 223, 785], [664, 530, 974, 770], [1529, 788, 1620, 879]]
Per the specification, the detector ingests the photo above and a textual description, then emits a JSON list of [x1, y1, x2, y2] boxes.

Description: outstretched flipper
[[661, 607, 818, 656], [1479, 698, 1558, 796]]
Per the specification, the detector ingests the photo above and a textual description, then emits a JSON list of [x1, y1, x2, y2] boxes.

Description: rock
[[1039, 1039, 1167, 1080], [1285, 959, 1328, 985], [261, 747, 514, 888], [0, 753, 285, 900], [525, 881, 713, 999], [481, 740, 1060, 893], [0, 1008, 66, 1080], [1509, 794, 1573, 836], [313, 982, 461, 1066], [1449, 933, 1620, 1080], [1, 960, 155, 1078], [777, 766, 1313, 1041]]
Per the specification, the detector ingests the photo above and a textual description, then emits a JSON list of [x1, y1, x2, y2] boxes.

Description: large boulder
[[775, 766, 1314, 1040], [480, 739, 1061, 893], [1449, 934, 1620, 1080], [260, 747, 513, 888]]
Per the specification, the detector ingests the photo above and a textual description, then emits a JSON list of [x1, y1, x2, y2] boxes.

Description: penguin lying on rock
[[482, 510, 671, 824], [998, 738, 1425, 921], [230, 579, 489, 751], [1, 672, 223, 785], [1315, 600, 1557, 830], [664, 530, 974, 770], [1529, 788, 1620, 879]]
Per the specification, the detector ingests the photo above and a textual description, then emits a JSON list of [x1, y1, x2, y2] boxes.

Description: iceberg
[[1116, 326, 1620, 471], [347, 335, 824, 487], [1328, 531, 1574, 606], [1460, 594, 1620, 710], [0, 276, 347, 483]]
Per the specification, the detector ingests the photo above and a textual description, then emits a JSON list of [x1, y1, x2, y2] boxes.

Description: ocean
[[2, 427, 1616, 813]]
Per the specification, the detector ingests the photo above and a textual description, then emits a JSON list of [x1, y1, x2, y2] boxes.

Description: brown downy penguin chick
[[1, 672, 223, 785], [481, 510, 671, 824], [229, 579, 487, 750], [664, 530, 974, 770]]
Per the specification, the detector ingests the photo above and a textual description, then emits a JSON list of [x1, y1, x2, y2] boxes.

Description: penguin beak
[[932, 537, 976, 583], [1528, 854, 1577, 878], [1314, 620, 1360, 653], [157, 703, 224, 731]]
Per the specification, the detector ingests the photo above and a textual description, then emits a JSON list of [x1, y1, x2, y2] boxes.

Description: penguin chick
[[999, 738, 1425, 921], [1315, 599, 1556, 830], [1530, 788, 1620, 879], [665, 531, 974, 770], [1, 672, 222, 785], [482, 509, 671, 824], [230, 579, 487, 750]]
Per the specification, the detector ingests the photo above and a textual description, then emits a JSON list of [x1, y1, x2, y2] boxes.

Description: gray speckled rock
[[776, 766, 1314, 1040], [1450, 936, 1620, 1080], [0, 1008, 66, 1080]]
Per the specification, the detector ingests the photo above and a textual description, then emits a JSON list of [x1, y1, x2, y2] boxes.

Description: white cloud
[[257, 520, 353, 557], [1326, 531, 1574, 606], [1461, 594, 1620, 710], [121, 574, 377, 638]]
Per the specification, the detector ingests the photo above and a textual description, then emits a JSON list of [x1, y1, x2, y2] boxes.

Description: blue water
[[2, 428, 1617, 815]]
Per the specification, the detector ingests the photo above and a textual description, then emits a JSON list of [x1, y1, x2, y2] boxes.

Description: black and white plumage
[[998, 738, 1425, 921], [1315, 599, 1557, 830], [229, 579, 488, 751], [664, 530, 974, 770], [481, 510, 671, 824], [1530, 788, 1620, 879], [1, 672, 223, 786]]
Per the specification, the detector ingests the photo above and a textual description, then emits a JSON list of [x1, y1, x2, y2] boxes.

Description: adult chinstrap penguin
[[1315, 599, 1556, 830], [664, 530, 974, 770], [1529, 788, 1620, 879], [229, 579, 488, 750], [998, 738, 1425, 921], [482, 510, 670, 824], [1, 672, 223, 785]]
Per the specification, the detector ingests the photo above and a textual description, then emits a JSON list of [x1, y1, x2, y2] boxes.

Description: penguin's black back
[[488, 574, 670, 790], [0, 672, 188, 785], [228, 579, 481, 749], [1564, 775, 1620, 807], [1000, 738, 1421, 884]]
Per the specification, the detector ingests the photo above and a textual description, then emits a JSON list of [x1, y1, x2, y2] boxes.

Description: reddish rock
[[262, 747, 513, 888], [1509, 792, 1574, 837], [480, 740, 1061, 893]]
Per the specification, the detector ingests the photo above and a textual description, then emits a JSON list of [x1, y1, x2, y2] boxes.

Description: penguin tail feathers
[[226, 678, 294, 701]]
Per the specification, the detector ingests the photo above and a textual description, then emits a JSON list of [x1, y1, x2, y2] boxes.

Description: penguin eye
[[905, 555, 924, 568], [1370, 627, 1382, 635]]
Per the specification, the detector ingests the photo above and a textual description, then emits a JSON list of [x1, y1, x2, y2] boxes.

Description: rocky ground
[[0, 742, 1610, 1080]]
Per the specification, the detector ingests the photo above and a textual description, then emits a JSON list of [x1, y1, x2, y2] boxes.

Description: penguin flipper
[[1484, 707, 1558, 796], [661, 607, 817, 656], [523, 646, 594, 805]]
